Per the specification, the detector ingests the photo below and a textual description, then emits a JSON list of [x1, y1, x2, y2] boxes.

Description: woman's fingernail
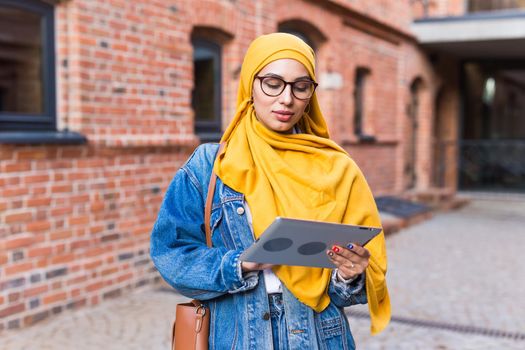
[[327, 251, 334, 257], [347, 243, 354, 249], [332, 246, 340, 253]]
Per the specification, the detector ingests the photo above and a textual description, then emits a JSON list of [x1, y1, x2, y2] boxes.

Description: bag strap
[[204, 142, 226, 247]]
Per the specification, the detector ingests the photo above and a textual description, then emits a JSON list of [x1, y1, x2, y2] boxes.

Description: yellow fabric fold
[[214, 33, 390, 334]]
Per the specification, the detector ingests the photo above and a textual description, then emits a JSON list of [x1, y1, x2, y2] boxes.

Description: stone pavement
[[347, 195, 525, 349], [1, 197, 525, 350]]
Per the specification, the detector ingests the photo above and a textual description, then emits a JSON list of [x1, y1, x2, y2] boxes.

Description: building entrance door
[[460, 61, 525, 192]]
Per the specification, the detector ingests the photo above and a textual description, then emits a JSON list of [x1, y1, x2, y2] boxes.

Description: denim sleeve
[[328, 270, 367, 307], [150, 168, 258, 300]]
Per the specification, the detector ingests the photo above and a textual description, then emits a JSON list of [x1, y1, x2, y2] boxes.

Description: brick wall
[[55, 0, 198, 146], [0, 144, 194, 330], [343, 143, 398, 196], [411, 0, 466, 19], [329, 0, 413, 31], [0, 0, 443, 330]]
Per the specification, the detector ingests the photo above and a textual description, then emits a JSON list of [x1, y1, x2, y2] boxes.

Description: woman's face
[[252, 59, 312, 134]]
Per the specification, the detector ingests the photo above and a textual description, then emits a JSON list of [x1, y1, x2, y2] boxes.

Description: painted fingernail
[[327, 251, 334, 257], [332, 246, 340, 253], [347, 243, 354, 249]]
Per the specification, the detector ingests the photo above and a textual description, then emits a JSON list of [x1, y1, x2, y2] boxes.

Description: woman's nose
[[279, 84, 294, 105]]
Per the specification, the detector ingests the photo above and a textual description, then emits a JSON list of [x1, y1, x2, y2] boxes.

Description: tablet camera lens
[[263, 238, 293, 252], [297, 242, 327, 256]]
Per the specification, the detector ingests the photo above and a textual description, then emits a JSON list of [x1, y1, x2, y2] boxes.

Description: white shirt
[[243, 203, 282, 293]]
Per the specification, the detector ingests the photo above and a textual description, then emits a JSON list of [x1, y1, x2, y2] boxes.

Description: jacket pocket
[[320, 316, 343, 339], [210, 207, 236, 249], [317, 313, 355, 350], [210, 207, 225, 245]]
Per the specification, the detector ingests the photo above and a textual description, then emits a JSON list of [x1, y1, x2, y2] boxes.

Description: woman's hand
[[327, 243, 370, 280], [241, 261, 274, 272]]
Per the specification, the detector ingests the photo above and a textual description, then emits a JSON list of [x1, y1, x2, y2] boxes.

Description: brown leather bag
[[172, 300, 209, 350], [172, 143, 225, 350]]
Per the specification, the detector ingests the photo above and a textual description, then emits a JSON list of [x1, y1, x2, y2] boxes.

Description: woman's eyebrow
[[261, 73, 312, 81], [260, 73, 284, 78], [294, 75, 311, 81]]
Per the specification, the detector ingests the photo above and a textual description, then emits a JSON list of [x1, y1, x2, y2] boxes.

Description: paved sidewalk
[[347, 197, 525, 349], [1, 198, 524, 349]]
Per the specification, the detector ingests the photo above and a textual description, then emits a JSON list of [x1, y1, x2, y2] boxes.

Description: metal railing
[[459, 140, 525, 191]]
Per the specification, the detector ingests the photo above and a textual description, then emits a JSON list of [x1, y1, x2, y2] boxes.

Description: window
[[0, 0, 56, 132], [468, 0, 525, 13], [354, 67, 372, 139], [278, 20, 327, 54], [280, 29, 316, 52], [192, 38, 222, 141], [0, 0, 85, 144]]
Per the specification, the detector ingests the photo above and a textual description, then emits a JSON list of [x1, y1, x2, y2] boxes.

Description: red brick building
[[1, 0, 524, 330]]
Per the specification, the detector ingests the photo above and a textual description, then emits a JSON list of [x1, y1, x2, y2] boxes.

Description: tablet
[[239, 217, 382, 268]]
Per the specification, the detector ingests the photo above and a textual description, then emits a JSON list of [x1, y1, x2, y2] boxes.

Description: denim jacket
[[150, 143, 368, 349]]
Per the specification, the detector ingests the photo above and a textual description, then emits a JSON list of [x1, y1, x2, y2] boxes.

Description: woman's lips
[[273, 111, 294, 122]]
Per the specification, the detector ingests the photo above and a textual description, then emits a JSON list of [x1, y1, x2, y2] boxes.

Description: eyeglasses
[[255, 76, 318, 100]]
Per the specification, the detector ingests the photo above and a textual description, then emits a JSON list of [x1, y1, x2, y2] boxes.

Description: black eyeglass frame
[[255, 76, 318, 100]]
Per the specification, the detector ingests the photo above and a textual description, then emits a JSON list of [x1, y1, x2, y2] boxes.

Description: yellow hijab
[[214, 33, 390, 335]]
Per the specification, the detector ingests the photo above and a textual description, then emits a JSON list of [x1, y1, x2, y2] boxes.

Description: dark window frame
[[279, 29, 316, 52], [278, 20, 328, 53], [467, 0, 525, 13], [0, 0, 56, 132], [191, 37, 222, 141], [353, 67, 376, 142], [0, 0, 86, 144]]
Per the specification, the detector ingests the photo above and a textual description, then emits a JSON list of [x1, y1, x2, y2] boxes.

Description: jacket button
[[262, 312, 270, 320], [236, 207, 245, 215]]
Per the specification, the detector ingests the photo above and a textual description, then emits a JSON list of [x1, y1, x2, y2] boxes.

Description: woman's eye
[[266, 83, 280, 89], [294, 82, 311, 92], [263, 79, 283, 89]]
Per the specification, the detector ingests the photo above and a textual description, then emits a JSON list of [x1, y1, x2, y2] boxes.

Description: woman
[[150, 33, 390, 349]]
